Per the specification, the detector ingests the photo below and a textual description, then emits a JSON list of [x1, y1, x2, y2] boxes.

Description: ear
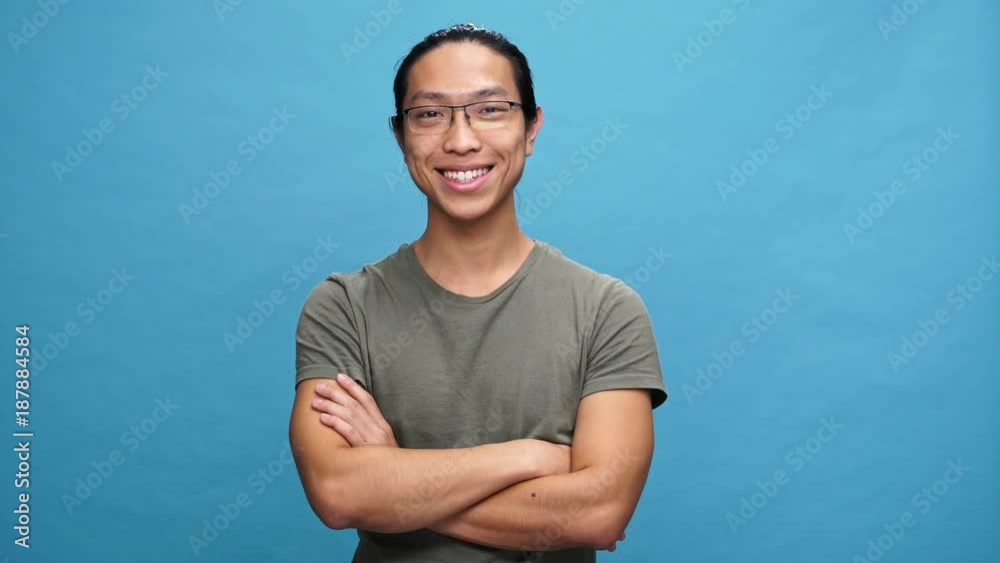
[[524, 105, 544, 157]]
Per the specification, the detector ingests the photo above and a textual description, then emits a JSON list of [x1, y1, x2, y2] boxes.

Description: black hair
[[390, 23, 538, 134]]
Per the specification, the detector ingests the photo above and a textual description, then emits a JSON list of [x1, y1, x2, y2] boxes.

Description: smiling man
[[289, 24, 668, 563]]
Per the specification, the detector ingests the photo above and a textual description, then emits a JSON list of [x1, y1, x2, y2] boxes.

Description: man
[[289, 23, 668, 562]]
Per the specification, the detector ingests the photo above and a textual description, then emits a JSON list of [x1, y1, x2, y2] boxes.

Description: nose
[[441, 108, 482, 154]]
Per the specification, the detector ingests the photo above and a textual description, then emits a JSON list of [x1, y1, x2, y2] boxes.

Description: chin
[[435, 200, 497, 223], [433, 189, 514, 223]]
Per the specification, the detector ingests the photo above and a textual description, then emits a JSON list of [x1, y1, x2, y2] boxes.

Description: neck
[[414, 193, 535, 294]]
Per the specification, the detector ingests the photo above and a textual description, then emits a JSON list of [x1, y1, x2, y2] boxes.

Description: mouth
[[436, 165, 495, 192]]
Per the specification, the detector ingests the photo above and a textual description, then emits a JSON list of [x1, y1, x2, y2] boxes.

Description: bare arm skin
[[427, 389, 656, 551], [289, 377, 565, 534]]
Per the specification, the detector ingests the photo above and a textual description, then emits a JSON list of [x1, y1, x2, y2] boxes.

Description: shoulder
[[534, 240, 642, 308], [533, 241, 654, 348], [301, 243, 411, 310]]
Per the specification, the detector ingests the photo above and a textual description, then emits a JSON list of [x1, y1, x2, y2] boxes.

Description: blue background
[[1, 0, 996, 561]]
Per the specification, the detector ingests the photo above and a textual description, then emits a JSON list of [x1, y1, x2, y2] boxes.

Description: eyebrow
[[408, 86, 510, 105]]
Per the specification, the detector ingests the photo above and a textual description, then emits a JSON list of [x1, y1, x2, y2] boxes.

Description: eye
[[476, 103, 510, 121]]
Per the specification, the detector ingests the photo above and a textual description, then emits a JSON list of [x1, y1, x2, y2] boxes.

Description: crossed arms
[[288, 374, 655, 552]]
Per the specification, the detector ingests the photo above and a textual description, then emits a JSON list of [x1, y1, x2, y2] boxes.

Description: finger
[[317, 377, 397, 446], [313, 381, 340, 399], [316, 401, 395, 447], [323, 384, 371, 423], [315, 379, 363, 410], [334, 374, 396, 442], [320, 414, 366, 446], [336, 374, 387, 422], [312, 390, 379, 441], [315, 380, 376, 428], [322, 386, 357, 409], [311, 398, 355, 423], [313, 398, 386, 442]]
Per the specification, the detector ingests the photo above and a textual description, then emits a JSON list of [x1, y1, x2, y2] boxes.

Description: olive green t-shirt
[[294, 239, 667, 563]]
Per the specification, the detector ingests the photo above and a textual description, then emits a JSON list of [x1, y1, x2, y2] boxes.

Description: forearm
[[429, 468, 611, 551], [330, 441, 538, 534]]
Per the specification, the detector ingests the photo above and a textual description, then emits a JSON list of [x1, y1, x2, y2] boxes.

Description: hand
[[312, 373, 398, 447], [524, 440, 571, 478]]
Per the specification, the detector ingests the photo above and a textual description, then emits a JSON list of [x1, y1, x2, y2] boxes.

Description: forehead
[[406, 42, 517, 104]]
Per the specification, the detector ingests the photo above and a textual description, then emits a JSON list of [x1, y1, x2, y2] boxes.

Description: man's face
[[396, 42, 543, 223]]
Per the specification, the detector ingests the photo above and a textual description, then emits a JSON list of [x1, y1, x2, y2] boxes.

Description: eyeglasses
[[394, 100, 523, 135]]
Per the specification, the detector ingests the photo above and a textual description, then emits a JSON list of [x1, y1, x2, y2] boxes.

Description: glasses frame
[[391, 100, 524, 135]]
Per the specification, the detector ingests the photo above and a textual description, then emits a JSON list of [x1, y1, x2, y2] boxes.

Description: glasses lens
[[408, 106, 450, 133], [468, 101, 513, 129], [406, 102, 518, 134]]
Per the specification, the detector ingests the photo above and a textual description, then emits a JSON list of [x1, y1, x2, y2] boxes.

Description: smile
[[437, 166, 494, 183], [435, 165, 496, 193]]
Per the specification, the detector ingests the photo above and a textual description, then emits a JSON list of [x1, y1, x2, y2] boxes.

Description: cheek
[[403, 137, 431, 160], [412, 147, 439, 171], [504, 139, 528, 166], [401, 152, 427, 179]]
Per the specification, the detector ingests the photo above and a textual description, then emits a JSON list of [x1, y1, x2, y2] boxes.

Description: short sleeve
[[582, 280, 668, 409], [295, 277, 369, 391]]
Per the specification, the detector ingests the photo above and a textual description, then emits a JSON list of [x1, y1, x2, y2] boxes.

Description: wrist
[[509, 439, 544, 481], [473, 440, 537, 484]]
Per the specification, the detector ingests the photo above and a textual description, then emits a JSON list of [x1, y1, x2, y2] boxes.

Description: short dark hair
[[390, 23, 538, 134]]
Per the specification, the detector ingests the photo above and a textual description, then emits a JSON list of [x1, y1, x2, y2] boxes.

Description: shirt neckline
[[404, 239, 546, 305]]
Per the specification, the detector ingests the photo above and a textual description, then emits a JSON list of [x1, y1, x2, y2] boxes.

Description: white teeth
[[442, 167, 490, 182]]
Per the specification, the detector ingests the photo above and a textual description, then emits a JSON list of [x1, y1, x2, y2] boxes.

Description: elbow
[[581, 502, 629, 550], [587, 528, 623, 552], [321, 511, 354, 531], [319, 498, 354, 531], [314, 480, 408, 534], [311, 479, 357, 531]]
